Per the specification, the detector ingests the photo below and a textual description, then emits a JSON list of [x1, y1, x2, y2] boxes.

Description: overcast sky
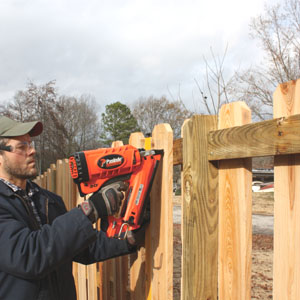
[[0, 0, 276, 112]]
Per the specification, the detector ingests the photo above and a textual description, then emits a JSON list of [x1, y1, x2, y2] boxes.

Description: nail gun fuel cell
[[135, 184, 144, 205]]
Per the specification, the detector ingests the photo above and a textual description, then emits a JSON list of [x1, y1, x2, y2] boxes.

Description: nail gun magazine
[[69, 145, 163, 239]]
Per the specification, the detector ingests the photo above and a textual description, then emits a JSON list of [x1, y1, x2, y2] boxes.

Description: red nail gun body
[[69, 145, 163, 238]]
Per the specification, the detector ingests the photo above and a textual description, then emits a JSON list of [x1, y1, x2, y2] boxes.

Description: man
[[0, 116, 141, 300]]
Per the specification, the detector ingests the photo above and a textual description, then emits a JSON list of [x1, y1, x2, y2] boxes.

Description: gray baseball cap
[[0, 116, 43, 137]]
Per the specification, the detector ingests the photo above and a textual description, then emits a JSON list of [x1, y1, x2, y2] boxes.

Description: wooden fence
[[35, 123, 173, 300], [36, 78, 300, 300]]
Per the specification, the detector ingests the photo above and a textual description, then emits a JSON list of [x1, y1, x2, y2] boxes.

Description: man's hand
[[80, 181, 128, 223], [126, 224, 148, 249]]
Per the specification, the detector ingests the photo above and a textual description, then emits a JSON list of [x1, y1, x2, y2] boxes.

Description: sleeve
[[0, 206, 97, 279], [73, 229, 135, 265]]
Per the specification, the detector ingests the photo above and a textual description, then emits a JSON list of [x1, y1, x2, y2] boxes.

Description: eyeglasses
[[0, 141, 35, 154]]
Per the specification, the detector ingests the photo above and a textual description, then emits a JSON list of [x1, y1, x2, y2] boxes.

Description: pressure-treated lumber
[[273, 79, 300, 300], [146, 123, 173, 300], [218, 101, 252, 300], [173, 138, 183, 165], [46, 164, 56, 193], [128, 132, 146, 300], [181, 115, 218, 300], [208, 113, 300, 160]]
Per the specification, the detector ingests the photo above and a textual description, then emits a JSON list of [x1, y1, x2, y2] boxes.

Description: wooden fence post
[[181, 115, 218, 300], [145, 123, 173, 300], [218, 102, 252, 300], [273, 79, 300, 300]]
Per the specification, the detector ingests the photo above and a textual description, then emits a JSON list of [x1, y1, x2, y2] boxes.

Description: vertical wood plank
[[60, 159, 71, 210], [273, 79, 300, 300], [55, 160, 64, 199], [77, 264, 88, 300], [128, 132, 146, 300], [112, 140, 125, 148], [73, 185, 87, 298], [88, 263, 98, 300], [146, 124, 173, 300], [46, 164, 56, 193], [181, 115, 218, 300], [218, 101, 252, 300], [41, 173, 47, 189]]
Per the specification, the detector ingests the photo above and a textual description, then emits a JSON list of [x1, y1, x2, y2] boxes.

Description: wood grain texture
[[173, 138, 183, 166], [88, 263, 98, 300], [218, 101, 252, 300], [208, 113, 300, 160], [273, 79, 300, 300], [181, 115, 218, 300], [146, 123, 173, 300]]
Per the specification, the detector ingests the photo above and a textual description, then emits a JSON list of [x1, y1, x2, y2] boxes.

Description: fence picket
[[273, 79, 300, 300], [218, 102, 252, 300], [128, 132, 146, 300], [147, 123, 173, 300]]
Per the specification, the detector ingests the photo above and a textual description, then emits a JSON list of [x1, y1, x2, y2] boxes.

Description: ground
[[173, 192, 274, 300]]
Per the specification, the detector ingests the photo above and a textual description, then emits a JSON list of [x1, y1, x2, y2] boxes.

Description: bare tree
[[194, 46, 232, 115], [230, 0, 300, 120], [56, 95, 102, 155], [131, 96, 193, 139], [1, 81, 102, 173]]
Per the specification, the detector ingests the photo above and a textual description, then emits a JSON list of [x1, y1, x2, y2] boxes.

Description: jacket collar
[[0, 180, 55, 203]]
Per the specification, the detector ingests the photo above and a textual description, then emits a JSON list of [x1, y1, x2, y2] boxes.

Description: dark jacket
[[0, 180, 132, 300]]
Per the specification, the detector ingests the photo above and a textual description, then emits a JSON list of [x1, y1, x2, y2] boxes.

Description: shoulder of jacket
[[0, 180, 15, 197]]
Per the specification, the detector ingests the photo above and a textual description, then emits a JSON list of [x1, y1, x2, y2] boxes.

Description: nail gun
[[69, 145, 163, 239]]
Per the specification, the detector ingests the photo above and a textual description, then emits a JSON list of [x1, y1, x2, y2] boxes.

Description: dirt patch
[[252, 234, 273, 299], [252, 192, 274, 216], [173, 192, 274, 300]]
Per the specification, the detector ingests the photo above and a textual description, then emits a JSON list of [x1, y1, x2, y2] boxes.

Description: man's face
[[0, 134, 37, 180]]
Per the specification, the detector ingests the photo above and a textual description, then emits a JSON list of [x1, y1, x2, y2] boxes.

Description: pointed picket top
[[273, 79, 300, 118], [219, 101, 251, 128], [273, 79, 300, 300], [111, 140, 124, 147], [218, 101, 252, 300], [129, 132, 145, 148], [149, 123, 173, 300]]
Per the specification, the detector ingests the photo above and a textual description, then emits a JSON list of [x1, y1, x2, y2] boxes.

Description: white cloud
[[0, 0, 277, 111]]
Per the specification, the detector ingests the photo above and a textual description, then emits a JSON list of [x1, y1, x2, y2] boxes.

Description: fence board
[[218, 102, 252, 300], [181, 115, 218, 300], [47, 164, 56, 193], [128, 132, 146, 300], [173, 138, 183, 166], [273, 79, 300, 300], [88, 263, 98, 300], [55, 160, 64, 200], [208, 113, 300, 160], [146, 123, 173, 300], [77, 264, 88, 300]]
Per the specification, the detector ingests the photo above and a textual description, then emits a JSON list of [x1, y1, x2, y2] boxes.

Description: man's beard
[[2, 156, 37, 180]]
